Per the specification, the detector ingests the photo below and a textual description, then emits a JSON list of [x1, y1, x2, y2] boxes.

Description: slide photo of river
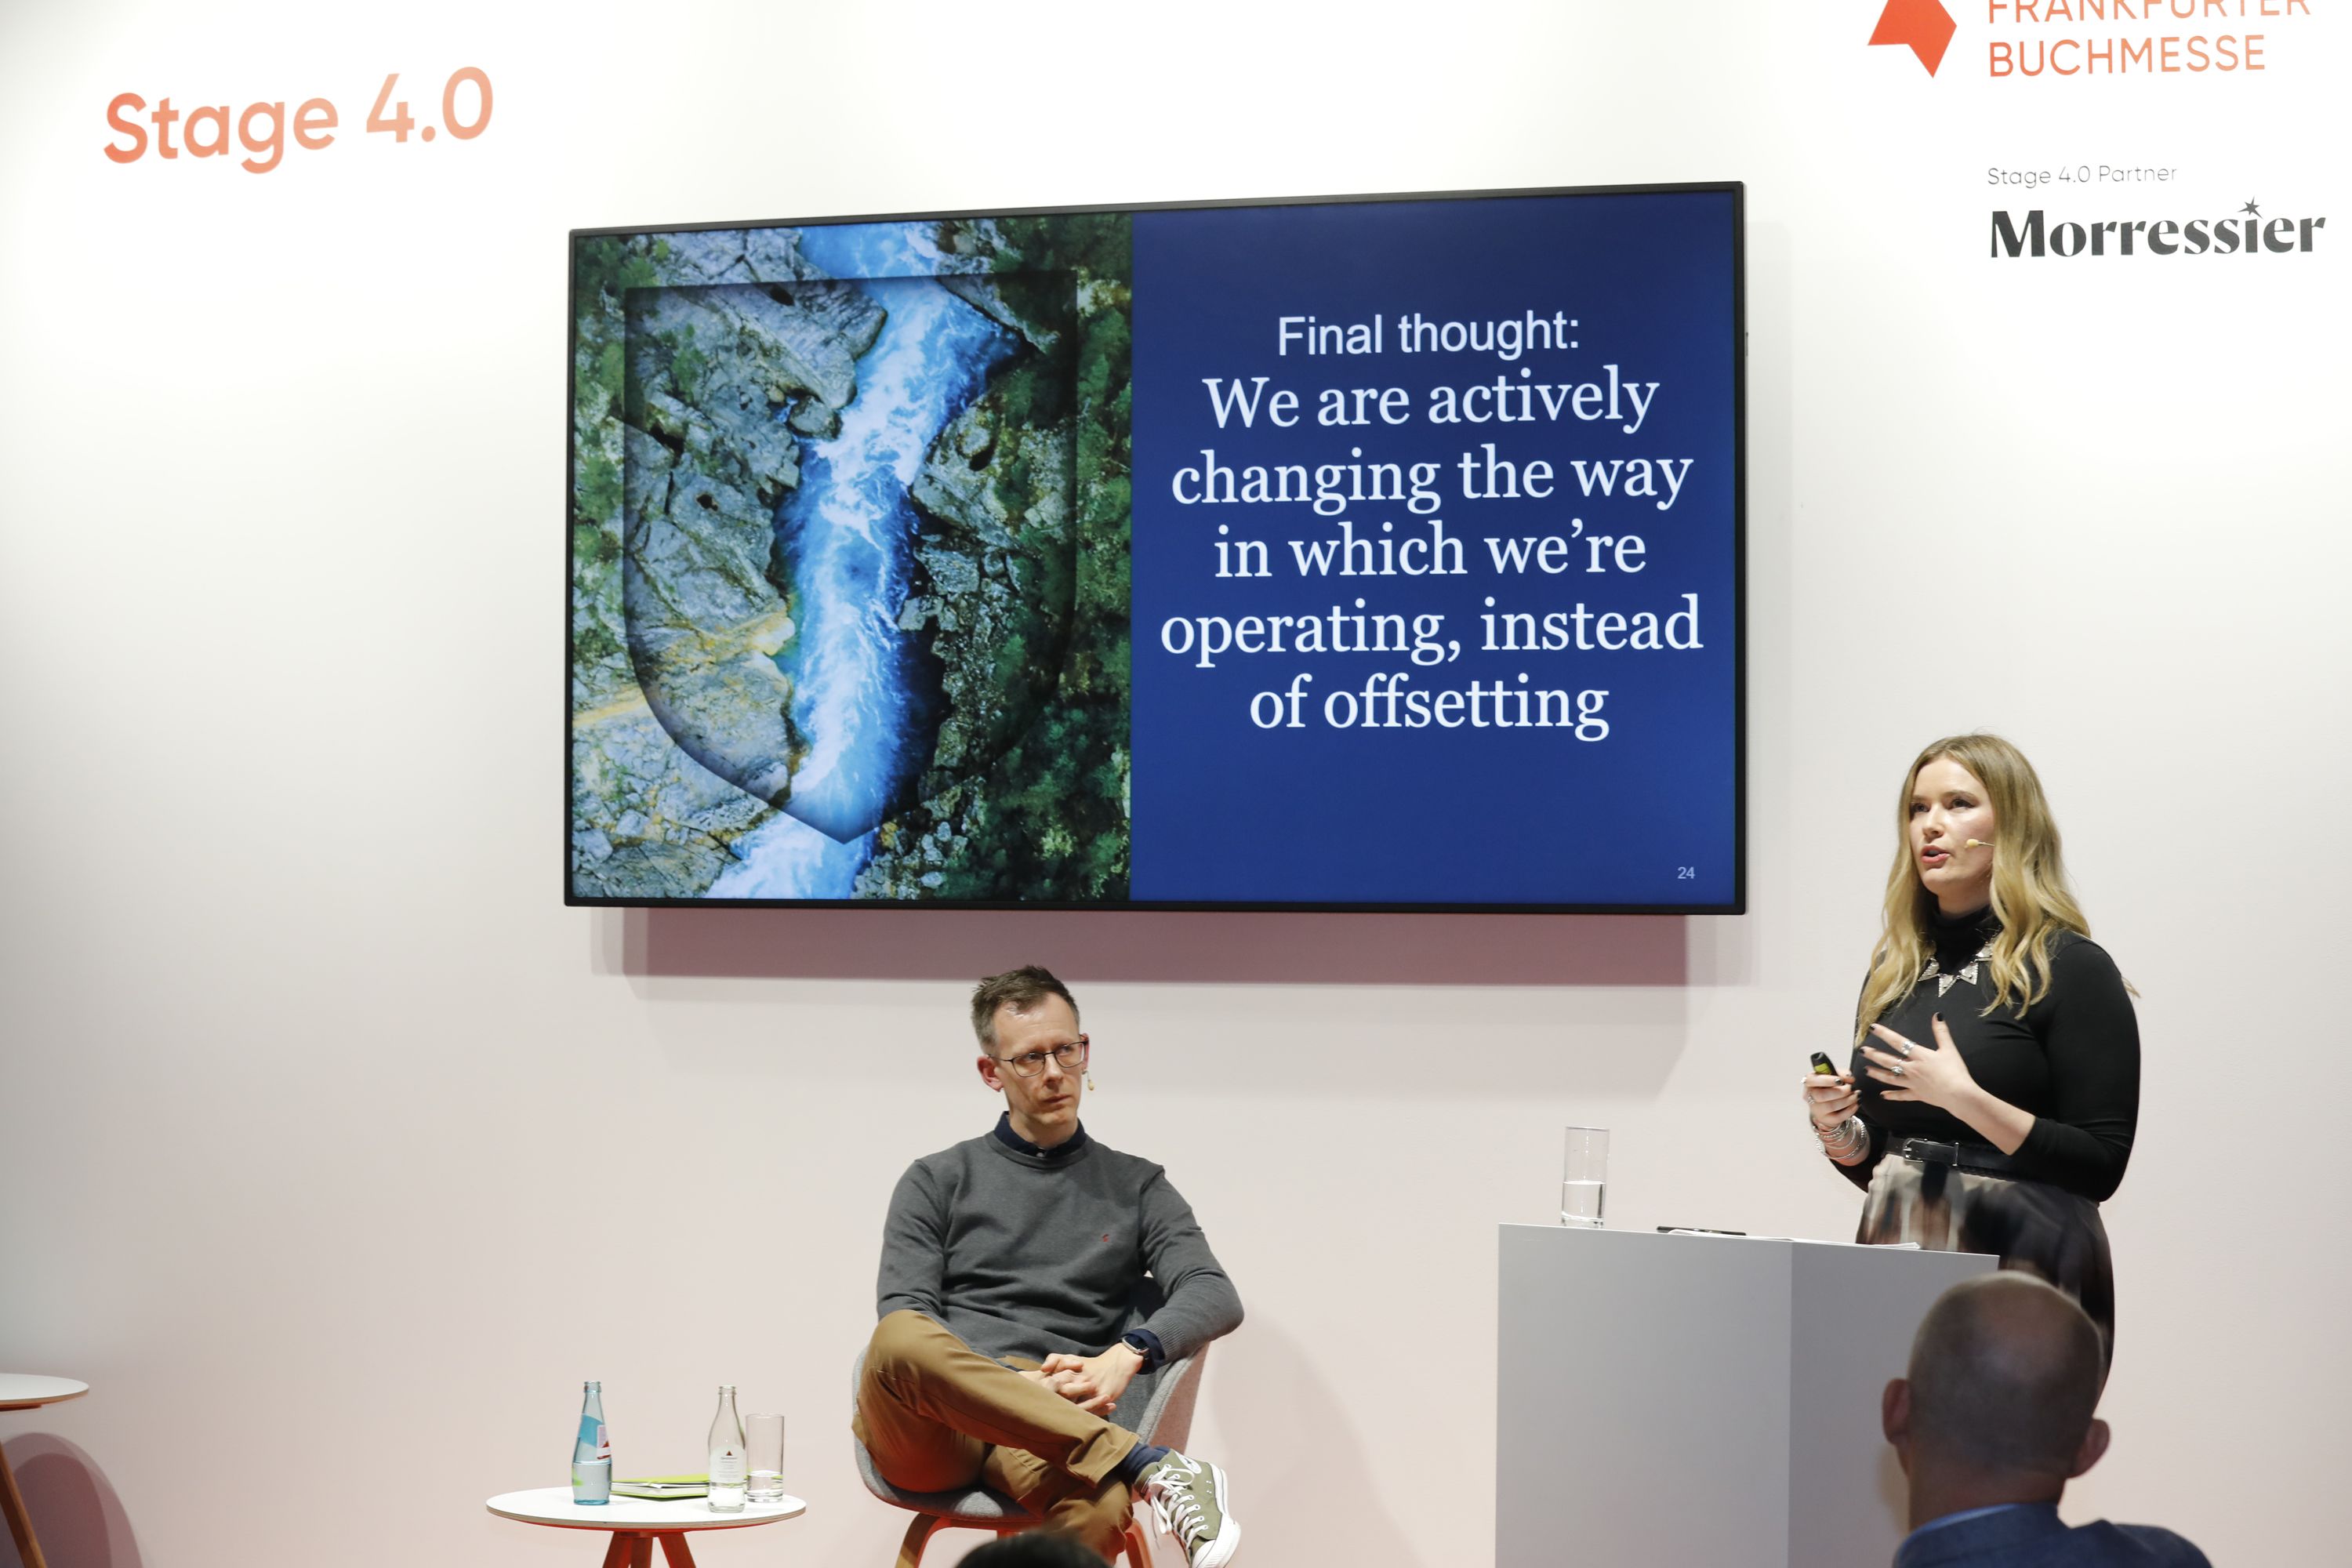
[[567, 213, 1134, 905]]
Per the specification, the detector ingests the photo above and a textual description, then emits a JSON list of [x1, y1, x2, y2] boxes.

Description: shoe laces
[[1147, 1454, 1209, 1544]]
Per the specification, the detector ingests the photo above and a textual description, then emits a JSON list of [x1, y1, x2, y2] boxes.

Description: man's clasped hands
[[1017, 1341, 1146, 1416]]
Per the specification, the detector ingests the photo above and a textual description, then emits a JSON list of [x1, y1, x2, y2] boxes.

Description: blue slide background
[[1128, 191, 1740, 906]]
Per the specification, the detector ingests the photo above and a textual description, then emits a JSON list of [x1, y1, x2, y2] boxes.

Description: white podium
[[1496, 1225, 1996, 1568]]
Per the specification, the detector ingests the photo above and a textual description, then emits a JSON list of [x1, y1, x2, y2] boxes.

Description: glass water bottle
[[571, 1381, 612, 1504], [706, 1385, 747, 1512]]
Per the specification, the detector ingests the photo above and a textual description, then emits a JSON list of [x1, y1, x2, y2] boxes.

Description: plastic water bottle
[[707, 1385, 747, 1512], [572, 1381, 612, 1504]]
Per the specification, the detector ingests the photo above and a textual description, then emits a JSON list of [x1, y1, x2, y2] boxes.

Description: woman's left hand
[[1860, 1014, 1979, 1112]]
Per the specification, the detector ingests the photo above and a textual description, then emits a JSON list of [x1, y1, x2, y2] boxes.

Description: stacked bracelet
[[1812, 1116, 1867, 1160]]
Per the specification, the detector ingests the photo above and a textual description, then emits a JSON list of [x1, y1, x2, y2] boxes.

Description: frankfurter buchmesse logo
[[1872, 0, 1958, 75], [1991, 201, 2327, 258]]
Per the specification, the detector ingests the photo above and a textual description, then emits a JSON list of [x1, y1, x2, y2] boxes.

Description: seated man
[[855, 965, 1244, 1567], [1884, 1274, 2209, 1567]]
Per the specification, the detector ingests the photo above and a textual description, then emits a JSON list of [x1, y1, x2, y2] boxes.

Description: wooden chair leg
[[655, 1531, 695, 1568], [895, 1512, 942, 1568], [1120, 1513, 1157, 1568], [0, 1443, 49, 1568]]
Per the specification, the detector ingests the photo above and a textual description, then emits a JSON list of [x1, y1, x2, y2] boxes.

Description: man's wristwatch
[[1119, 1331, 1154, 1364]]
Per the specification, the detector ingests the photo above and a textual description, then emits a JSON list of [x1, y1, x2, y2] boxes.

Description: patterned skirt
[[1857, 1145, 2116, 1367]]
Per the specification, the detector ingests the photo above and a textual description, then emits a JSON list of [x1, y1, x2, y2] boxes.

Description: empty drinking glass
[[746, 1414, 786, 1503], [1561, 1126, 1610, 1228]]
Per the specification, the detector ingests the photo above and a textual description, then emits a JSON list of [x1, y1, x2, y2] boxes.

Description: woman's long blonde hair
[[1853, 734, 2091, 1047]]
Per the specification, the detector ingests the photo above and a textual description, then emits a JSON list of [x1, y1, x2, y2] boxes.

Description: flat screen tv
[[567, 183, 1743, 910]]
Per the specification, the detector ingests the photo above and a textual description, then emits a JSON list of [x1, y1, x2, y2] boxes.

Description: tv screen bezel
[[565, 181, 1745, 915]]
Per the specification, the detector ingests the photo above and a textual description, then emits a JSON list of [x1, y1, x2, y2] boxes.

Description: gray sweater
[[877, 1120, 1243, 1428]]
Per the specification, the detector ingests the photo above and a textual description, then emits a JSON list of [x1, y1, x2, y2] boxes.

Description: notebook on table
[[612, 1475, 708, 1500]]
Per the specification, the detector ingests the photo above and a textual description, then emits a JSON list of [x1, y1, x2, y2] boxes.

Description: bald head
[[1907, 1273, 2104, 1476]]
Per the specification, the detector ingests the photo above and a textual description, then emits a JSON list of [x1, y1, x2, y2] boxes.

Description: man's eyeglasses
[[989, 1036, 1090, 1078]]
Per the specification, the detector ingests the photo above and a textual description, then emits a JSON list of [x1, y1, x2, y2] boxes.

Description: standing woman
[[1803, 734, 2138, 1362]]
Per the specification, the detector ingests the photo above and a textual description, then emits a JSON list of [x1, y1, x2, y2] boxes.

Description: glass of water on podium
[[1561, 1126, 1610, 1228]]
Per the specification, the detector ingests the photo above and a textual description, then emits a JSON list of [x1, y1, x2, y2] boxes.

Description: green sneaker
[[1138, 1450, 1239, 1568]]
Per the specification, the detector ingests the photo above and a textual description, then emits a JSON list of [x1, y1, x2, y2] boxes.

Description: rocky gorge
[[568, 215, 1134, 902]]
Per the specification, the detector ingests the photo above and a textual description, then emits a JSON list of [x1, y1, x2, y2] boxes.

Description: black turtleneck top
[[1837, 906, 2140, 1203]]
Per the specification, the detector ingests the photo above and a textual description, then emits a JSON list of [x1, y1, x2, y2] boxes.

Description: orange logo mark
[[1871, 0, 1958, 76]]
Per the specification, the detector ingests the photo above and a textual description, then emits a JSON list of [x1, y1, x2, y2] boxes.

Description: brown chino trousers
[[854, 1308, 1140, 1555]]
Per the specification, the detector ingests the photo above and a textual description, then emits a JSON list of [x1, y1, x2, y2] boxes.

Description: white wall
[[3, 2, 2346, 1564]]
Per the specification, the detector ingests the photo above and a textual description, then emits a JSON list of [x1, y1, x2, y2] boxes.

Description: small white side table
[[0, 1375, 90, 1568], [487, 1486, 806, 1567]]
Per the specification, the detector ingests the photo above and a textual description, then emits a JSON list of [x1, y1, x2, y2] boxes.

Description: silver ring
[[1886, 1062, 1906, 1077], [1897, 1041, 1915, 1058]]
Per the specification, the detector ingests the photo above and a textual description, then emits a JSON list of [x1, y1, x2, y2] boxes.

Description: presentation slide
[[566, 187, 1743, 909]]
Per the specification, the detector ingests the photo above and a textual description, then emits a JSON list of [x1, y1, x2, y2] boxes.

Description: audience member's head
[[1884, 1272, 2110, 1523], [960, 1528, 1113, 1568]]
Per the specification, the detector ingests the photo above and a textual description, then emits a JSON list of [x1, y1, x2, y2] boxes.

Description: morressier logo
[[1990, 200, 2325, 258]]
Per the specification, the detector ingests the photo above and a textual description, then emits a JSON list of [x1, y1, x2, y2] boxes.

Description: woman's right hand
[[1801, 1069, 1858, 1131]]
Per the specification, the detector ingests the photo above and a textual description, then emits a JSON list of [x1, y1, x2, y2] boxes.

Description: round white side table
[[0, 1375, 90, 1568], [487, 1486, 806, 1567]]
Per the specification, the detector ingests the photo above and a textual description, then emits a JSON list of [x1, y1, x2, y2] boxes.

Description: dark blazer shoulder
[[1900, 1512, 2211, 1568], [2080, 1520, 2212, 1566]]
